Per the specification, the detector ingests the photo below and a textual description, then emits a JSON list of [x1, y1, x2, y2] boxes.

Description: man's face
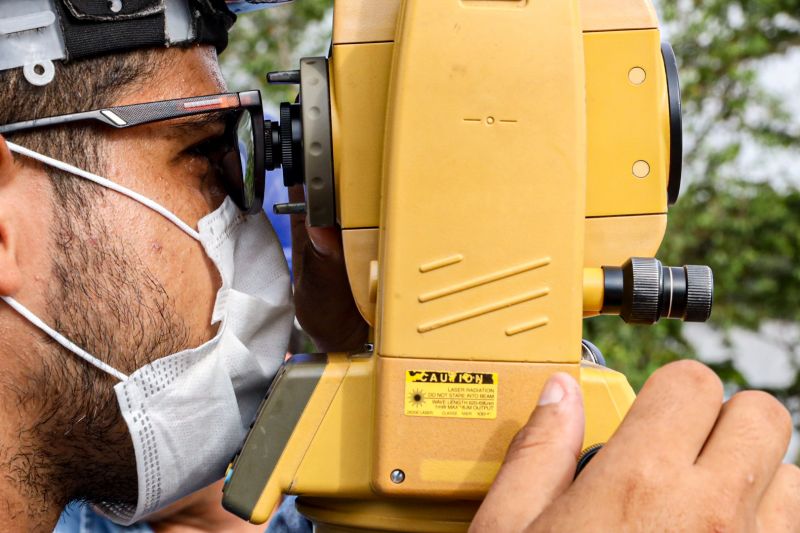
[[95, 46, 229, 363], [0, 45, 230, 506]]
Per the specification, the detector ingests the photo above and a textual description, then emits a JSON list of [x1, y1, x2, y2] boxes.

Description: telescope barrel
[[587, 258, 713, 324]]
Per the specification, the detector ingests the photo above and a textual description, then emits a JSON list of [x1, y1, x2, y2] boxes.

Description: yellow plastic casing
[[236, 0, 672, 529], [585, 28, 670, 217], [580, 363, 637, 440], [332, 0, 671, 327], [331, 42, 392, 230], [583, 267, 605, 316], [247, 358, 633, 529], [247, 354, 375, 523], [376, 0, 586, 362], [369, 0, 582, 499]]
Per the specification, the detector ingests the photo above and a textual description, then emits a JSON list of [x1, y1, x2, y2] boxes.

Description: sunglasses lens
[[235, 110, 257, 210], [217, 110, 264, 213]]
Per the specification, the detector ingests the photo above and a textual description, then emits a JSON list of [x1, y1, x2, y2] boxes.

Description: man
[[0, 1, 797, 532]]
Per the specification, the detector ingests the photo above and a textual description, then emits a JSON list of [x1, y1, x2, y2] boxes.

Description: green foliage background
[[222, 1, 332, 106], [590, 0, 800, 392], [221, 0, 800, 438]]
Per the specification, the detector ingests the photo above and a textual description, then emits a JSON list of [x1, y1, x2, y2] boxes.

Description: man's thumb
[[470, 372, 585, 532]]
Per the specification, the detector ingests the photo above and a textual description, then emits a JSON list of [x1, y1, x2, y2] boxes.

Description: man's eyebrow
[[166, 111, 231, 141]]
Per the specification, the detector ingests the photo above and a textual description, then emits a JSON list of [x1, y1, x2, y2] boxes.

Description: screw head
[[632, 160, 651, 178], [628, 67, 647, 85], [390, 469, 405, 484]]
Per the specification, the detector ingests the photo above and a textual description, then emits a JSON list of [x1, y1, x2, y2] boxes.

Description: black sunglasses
[[0, 91, 267, 214]]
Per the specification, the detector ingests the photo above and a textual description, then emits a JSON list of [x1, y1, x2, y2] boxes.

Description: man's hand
[[288, 185, 369, 352], [471, 360, 800, 532]]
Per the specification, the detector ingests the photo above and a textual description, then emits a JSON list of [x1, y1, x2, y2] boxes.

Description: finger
[[757, 463, 800, 533], [288, 185, 342, 258], [306, 225, 342, 258], [696, 390, 791, 500], [601, 360, 723, 466], [470, 373, 584, 533], [288, 185, 311, 281], [292, 241, 367, 351], [286, 186, 368, 351]]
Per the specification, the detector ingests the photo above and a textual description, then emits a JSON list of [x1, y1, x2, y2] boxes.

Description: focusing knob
[[684, 265, 713, 322], [575, 443, 604, 478], [264, 120, 279, 170], [276, 102, 305, 187], [263, 105, 304, 187], [279, 103, 295, 179], [621, 258, 662, 324], [602, 259, 714, 324]]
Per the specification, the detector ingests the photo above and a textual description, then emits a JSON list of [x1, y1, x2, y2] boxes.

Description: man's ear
[[0, 135, 22, 296]]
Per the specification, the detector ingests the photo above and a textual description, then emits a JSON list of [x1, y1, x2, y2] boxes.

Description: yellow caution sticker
[[405, 370, 498, 419]]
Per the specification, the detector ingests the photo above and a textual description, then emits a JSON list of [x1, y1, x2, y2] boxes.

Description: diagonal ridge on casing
[[417, 257, 551, 303], [417, 287, 550, 333]]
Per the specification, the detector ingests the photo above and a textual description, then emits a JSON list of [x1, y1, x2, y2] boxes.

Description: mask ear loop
[[2, 141, 209, 382], [1, 295, 129, 381], [6, 142, 201, 241]]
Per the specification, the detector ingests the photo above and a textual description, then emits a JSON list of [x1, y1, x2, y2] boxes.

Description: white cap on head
[[0, 0, 291, 86]]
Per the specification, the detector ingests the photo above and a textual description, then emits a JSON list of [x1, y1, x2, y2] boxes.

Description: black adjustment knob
[[264, 120, 280, 170], [265, 102, 305, 187], [575, 443, 604, 478], [621, 257, 662, 324], [602, 258, 714, 324], [684, 265, 713, 322], [279, 103, 295, 181]]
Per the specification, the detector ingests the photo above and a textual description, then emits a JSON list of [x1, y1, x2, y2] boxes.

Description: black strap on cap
[[60, 0, 164, 20], [54, 0, 236, 62], [194, 0, 237, 52]]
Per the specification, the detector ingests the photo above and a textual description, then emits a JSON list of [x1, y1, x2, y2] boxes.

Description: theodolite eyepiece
[[264, 102, 304, 187], [264, 59, 336, 227], [601, 258, 713, 324]]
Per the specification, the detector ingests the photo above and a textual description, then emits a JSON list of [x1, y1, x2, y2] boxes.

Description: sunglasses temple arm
[[0, 110, 120, 135], [108, 94, 246, 128], [0, 93, 249, 135]]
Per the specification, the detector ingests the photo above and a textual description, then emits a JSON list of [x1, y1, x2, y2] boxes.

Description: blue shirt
[[54, 502, 153, 533], [54, 497, 311, 533]]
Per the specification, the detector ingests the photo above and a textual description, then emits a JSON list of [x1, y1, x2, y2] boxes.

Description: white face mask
[[2, 142, 295, 525]]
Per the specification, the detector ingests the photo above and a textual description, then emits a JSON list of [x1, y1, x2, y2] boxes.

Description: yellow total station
[[222, 1, 714, 531]]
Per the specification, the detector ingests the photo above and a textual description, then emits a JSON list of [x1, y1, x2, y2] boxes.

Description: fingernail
[[538, 376, 566, 406]]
